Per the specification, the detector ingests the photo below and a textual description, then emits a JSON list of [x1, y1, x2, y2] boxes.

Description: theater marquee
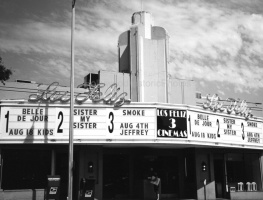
[[0, 105, 155, 141], [0, 102, 262, 148], [188, 110, 263, 145]]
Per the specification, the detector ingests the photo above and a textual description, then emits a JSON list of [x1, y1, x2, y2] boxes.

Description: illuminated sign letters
[[157, 109, 187, 138], [203, 94, 252, 119], [29, 82, 131, 107]]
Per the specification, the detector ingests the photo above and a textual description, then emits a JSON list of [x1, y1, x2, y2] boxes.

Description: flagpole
[[68, 0, 75, 200]]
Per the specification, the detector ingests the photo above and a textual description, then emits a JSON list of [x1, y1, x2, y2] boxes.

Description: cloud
[[170, 58, 263, 93], [161, 1, 263, 93], [1, 0, 263, 94], [0, 21, 70, 56]]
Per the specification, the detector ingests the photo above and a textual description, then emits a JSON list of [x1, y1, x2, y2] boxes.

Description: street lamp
[[68, 0, 76, 200]]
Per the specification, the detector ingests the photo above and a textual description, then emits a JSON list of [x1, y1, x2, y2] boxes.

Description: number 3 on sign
[[108, 112, 114, 133], [169, 118, 176, 128]]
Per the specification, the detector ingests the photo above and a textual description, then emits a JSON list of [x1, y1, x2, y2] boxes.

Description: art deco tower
[[118, 11, 169, 102], [118, 11, 196, 105]]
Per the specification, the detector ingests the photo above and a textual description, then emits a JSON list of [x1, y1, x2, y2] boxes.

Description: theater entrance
[[214, 156, 228, 199], [103, 153, 130, 199], [103, 148, 180, 199], [138, 155, 179, 196]]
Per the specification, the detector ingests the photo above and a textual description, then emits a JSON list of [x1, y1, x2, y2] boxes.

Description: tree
[[0, 56, 12, 84]]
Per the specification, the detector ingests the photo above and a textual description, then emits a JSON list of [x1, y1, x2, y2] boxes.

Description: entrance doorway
[[103, 149, 180, 199], [214, 159, 225, 198], [103, 154, 129, 199], [142, 156, 179, 195], [214, 154, 229, 199]]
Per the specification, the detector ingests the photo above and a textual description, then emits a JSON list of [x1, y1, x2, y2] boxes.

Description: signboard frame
[[0, 101, 262, 149]]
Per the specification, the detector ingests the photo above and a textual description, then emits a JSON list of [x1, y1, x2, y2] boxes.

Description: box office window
[[2, 149, 51, 190], [227, 153, 261, 189]]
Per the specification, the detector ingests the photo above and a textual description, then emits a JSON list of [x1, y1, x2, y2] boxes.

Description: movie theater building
[[0, 11, 263, 200]]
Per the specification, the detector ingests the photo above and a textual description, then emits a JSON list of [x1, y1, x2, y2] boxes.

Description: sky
[[0, 0, 263, 115]]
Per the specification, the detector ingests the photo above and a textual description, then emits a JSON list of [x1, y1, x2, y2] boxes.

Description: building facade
[[0, 11, 263, 200]]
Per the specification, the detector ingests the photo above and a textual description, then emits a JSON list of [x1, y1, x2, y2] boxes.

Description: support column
[[259, 153, 263, 190], [0, 148, 2, 200], [129, 154, 134, 197], [51, 149, 56, 175], [0, 148, 2, 189]]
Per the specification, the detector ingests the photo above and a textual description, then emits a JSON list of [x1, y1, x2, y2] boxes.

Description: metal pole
[[0, 150, 2, 189], [204, 179, 207, 200], [68, 1, 75, 200]]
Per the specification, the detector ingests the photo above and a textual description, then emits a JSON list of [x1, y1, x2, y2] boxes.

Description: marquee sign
[[0, 102, 262, 148], [0, 105, 155, 141], [202, 94, 253, 119], [188, 110, 263, 145], [28, 82, 131, 107], [157, 108, 187, 138]]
